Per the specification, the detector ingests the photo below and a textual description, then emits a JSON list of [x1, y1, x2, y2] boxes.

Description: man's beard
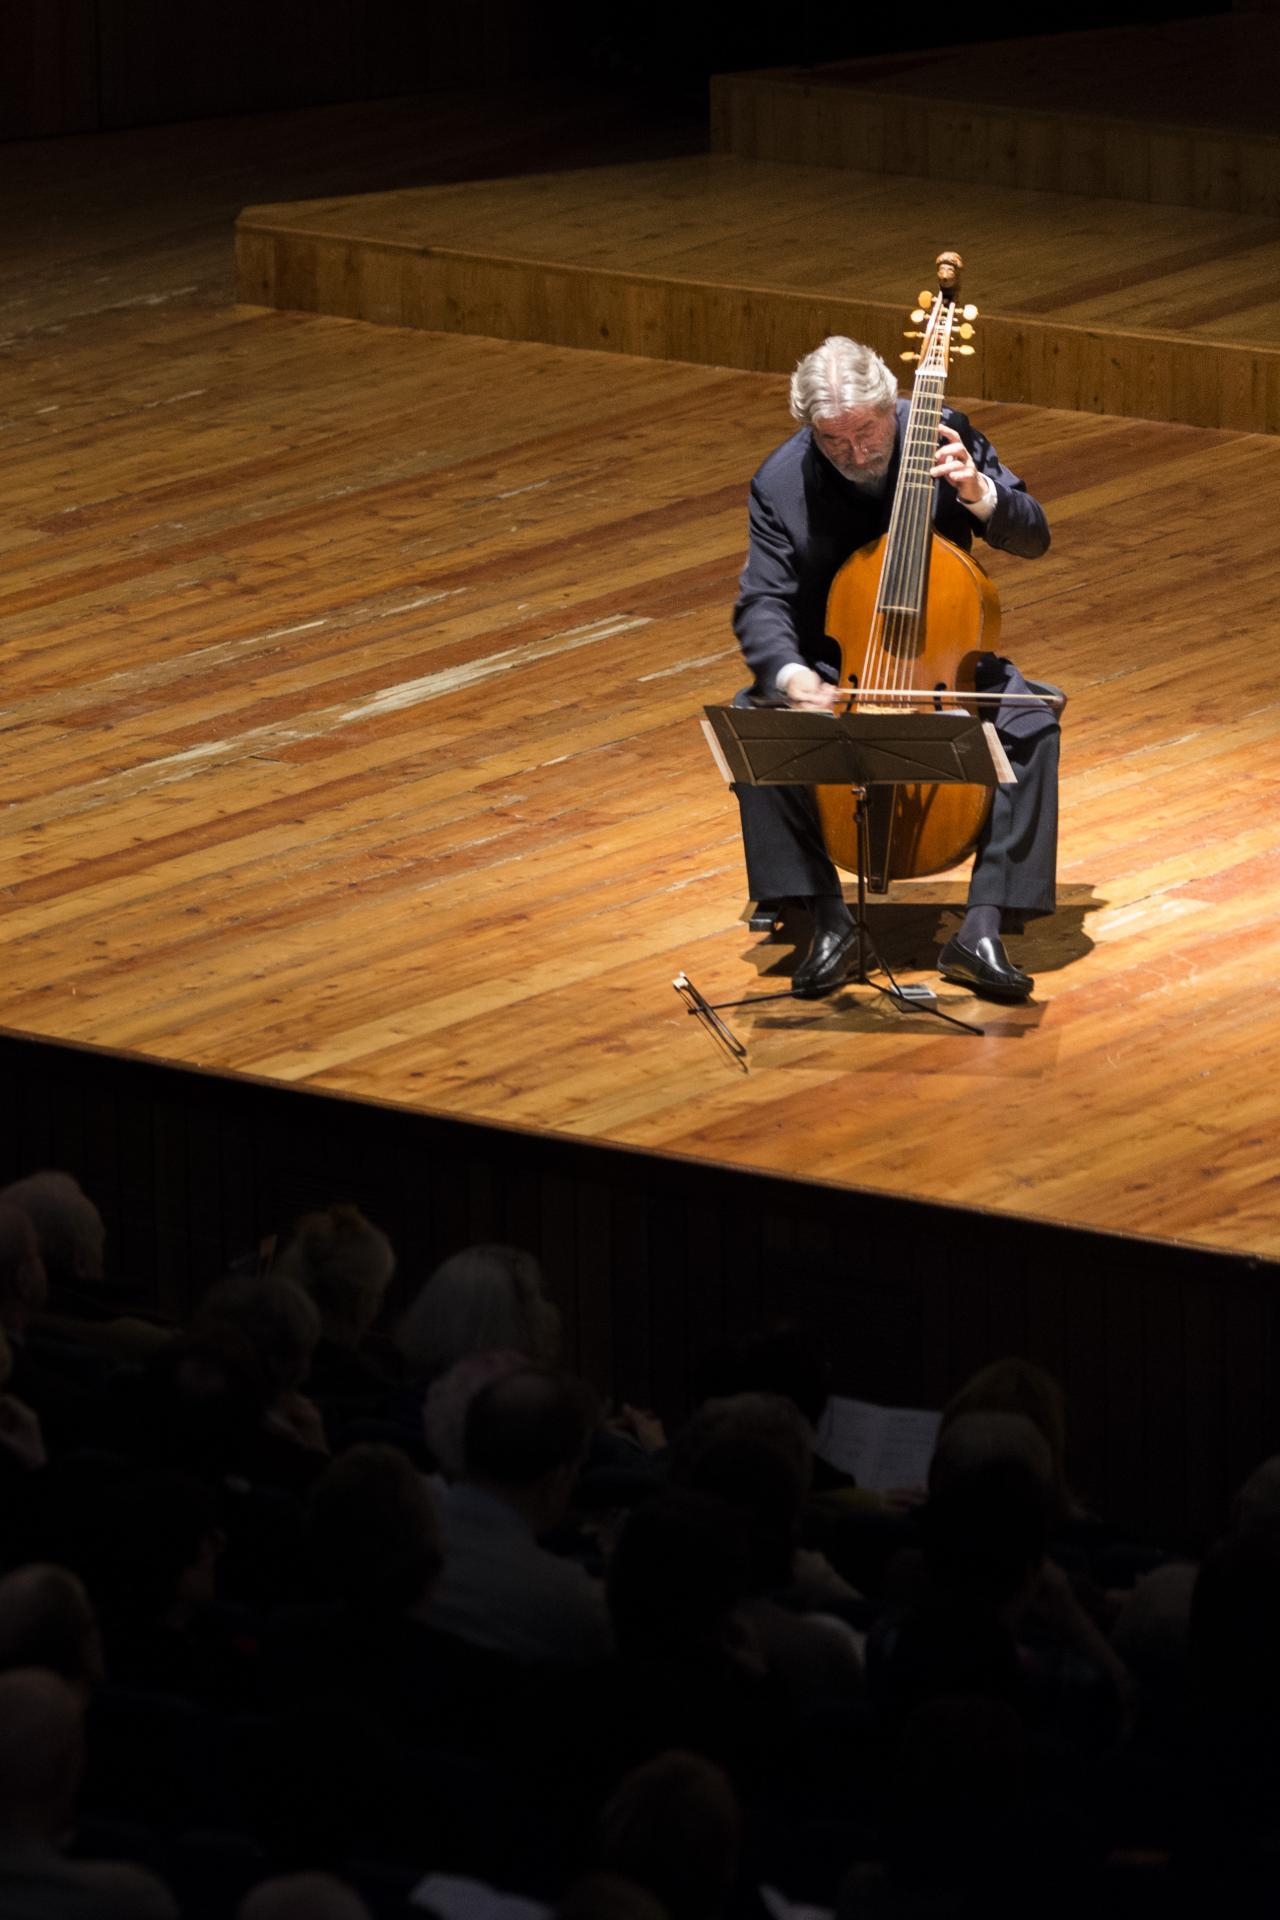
[[837, 458, 890, 493], [818, 444, 893, 490]]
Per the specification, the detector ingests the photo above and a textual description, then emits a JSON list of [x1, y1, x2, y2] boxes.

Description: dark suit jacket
[[733, 400, 1050, 700]]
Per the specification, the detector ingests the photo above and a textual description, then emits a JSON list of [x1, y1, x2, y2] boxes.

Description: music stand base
[[706, 787, 987, 1037]]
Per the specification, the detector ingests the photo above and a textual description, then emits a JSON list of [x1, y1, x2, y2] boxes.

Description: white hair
[[395, 1244, 561, 1381], [789, 336, 897, 425]]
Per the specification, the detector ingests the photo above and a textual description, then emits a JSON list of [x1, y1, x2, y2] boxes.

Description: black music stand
[[696, 704, 1013, 1036]]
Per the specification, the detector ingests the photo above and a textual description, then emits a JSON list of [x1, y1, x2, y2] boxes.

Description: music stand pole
[[838, 784, 982, 1034]]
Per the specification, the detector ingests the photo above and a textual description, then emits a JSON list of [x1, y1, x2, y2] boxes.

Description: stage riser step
[[235, 226, 1280, 436], [711, 71, 1280, 218]]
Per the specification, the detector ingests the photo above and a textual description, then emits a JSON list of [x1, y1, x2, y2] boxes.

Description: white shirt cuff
[[776, 661, 808, 694], [963, 474, 998, 522]]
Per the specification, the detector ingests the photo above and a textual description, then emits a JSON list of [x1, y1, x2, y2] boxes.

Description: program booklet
[[815, 1394, 941, 1491]]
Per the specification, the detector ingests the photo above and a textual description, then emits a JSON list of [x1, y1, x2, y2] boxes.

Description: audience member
[[0, 1199, 91, 1446], [0, 1667, 178, 1917], [927, 1410, 1054, 1499], [556, 1875, 667, 1920], [1188, 1516, 1280, 1723], [76, 1470, 252, 1702], [0, 1565, 102, 1700], [396, 1245, 561, 1384], [1, 1173, 105, 1295], [121, 1318, 319, 1496], [306, 1442, 442, 1615], [940, 1359, 1075, 1521], [0, 1327, 46, 1477], [590, 1489, 789, 1797], [430, 1367, 610, 1663], [871, 1457, 1048, 1724], [274, 1205, 397, 1417], [1172, 1518, 1280, 1902], [423, 1350, 529, 1480], [5, 1172, 167, 1366], [0, 1202, 48, 1342], [837, 1694, 1092, 1920], [195, 1273, 327, 1460], [238, 1871, 371, 1918], [259, 1443, 519, 1870], [670, 1394, 862, 1706], [1231, 1453, 1280, 1533], [1116, 1453, 1280, 1718], [597, 1752, 741, 1920]]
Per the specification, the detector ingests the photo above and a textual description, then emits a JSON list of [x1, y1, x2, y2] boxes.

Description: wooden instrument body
[[815, 529, 1001, 883]]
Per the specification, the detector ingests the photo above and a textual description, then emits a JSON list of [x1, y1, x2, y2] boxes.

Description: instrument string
[[871, 346, 947, 705]]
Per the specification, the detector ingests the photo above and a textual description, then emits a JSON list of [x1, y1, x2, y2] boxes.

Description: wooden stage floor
[[4, 300, 1280, 1264]]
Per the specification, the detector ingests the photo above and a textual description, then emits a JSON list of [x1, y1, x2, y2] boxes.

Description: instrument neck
[[876, 371, 946, 623]]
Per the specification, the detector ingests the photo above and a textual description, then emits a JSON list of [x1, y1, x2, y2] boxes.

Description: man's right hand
[[782, 666, 837, 710]]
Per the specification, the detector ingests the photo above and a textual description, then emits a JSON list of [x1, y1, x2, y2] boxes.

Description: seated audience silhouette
[[430, 1367, 611, 1664], [0, 1667, 178, 1917]]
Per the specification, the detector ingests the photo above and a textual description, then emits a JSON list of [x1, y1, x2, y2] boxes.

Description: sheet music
[[815, 1394, 941, 1491]]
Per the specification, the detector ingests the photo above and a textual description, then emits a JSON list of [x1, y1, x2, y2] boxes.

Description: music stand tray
[[702, 704, 1011, 793], [698, 705, 1008, 1036]]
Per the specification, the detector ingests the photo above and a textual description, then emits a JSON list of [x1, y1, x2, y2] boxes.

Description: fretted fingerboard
[[876, 369, 946, 624]]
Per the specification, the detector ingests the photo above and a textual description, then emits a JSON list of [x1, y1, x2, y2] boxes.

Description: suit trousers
[[733, 705, 1060, 918]]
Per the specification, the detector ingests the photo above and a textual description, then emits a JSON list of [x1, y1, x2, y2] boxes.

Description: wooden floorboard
[[234, 156, 1280, 431], [3, 290, 1280, 1262]]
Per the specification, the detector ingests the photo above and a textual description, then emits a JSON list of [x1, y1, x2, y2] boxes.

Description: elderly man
[[732, 336, 1060, 1001]]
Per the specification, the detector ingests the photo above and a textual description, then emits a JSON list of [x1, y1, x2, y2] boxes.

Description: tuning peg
[[955, 323, 975, 340], [900, 352, 919, 363], [952, 344, 976, 356], [910, 308, 927, 324], [902, 330, 926, 340], [918, 291, 934, 307], [963, 304, 978, 320]]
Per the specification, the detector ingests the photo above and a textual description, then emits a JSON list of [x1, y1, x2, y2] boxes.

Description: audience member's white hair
[[789, 336, 897, 425], [1, 1170, 105, 1284], [239, 1872, 371, 1920], [396, 1244, 560, 1381]]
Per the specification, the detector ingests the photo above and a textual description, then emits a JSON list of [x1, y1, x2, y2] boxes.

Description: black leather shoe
[[937, 933, 1034, 1002], [792, 924, 860, 998]]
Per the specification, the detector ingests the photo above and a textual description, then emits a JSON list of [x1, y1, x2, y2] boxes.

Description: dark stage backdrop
[[1, 0, 1232, 140]]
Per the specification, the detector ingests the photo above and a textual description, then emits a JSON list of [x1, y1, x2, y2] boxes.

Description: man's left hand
[[930, 425, 987, 506]]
